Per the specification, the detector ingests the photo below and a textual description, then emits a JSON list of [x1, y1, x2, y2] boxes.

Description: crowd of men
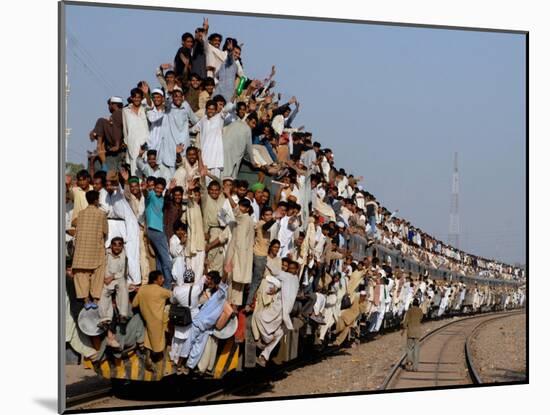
[[65, 18, 526, 376]]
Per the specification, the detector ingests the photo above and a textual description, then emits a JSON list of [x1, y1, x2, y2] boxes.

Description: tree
[[65, 162, 85, 178]]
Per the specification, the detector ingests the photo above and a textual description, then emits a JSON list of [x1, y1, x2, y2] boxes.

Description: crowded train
[[64, 17, 526, 382]]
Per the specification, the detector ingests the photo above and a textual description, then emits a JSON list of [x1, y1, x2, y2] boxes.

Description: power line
[[68, 48, 113, 95], [67, 31, 117, 91], [67, 31, 118, 93]]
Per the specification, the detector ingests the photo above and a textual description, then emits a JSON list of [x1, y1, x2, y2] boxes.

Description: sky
[[64, 4, 526, 265]]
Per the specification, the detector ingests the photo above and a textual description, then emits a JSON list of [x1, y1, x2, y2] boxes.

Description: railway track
[[66, 310, 524, 410], [66, 386, 112, 409], [380, 310, 524, 390]]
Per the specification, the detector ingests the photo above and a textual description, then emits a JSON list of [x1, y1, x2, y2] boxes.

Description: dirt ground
[[221, 316, 471, 399], [67, 313, 525, 411], [469, 313, 526, 383]]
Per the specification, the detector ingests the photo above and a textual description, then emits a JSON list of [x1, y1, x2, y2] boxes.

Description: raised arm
[[245, 128, 255, 164], [223, 185, 237, 209], [186, 101, 200, 126], [155, 65, 169, 91], [139, 81, 152, 108], [285, 102, 300, 127]]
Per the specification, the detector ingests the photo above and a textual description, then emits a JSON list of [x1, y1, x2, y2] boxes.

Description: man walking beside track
[[401, 298, 423, 371]]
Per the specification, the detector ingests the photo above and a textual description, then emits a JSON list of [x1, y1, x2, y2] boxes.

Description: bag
[[215, 302, 234, 330], [169, 286, 193, 326], [340, 294, 352, 310]]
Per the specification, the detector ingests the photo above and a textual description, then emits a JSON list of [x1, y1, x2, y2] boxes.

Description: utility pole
[[65, 62, 71, 157], [449, 152, 460, 248]]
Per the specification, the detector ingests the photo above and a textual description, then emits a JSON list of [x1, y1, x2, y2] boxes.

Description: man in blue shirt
[[144, 177, 173, 288]]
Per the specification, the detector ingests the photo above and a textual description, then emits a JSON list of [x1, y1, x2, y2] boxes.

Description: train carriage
[[79, 243, 522, 384]]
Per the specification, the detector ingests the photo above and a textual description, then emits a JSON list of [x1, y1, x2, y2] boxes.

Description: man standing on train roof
[[123, 87, 149, 176], [158, 86, 200, 181], [401, 297, 423, 371]]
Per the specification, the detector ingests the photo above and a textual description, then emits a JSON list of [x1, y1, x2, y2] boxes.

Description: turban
[[250, 182, 265, 192]]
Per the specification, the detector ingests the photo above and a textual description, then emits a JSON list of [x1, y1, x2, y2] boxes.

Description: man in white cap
[[89, 96, 125, 172], [145, 88, 165, 152]]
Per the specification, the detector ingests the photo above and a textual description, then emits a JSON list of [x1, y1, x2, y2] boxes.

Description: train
[[83, 242, 524, 384]]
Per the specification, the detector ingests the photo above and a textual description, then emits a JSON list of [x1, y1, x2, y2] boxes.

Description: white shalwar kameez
[[169, 234, 187, 283], [112, 190, 142, 285], [192, 113, 224, 176], [277, 271, 300, 330], [277, 216, 298, 258], [438, 287, 451, 317], [146, 105, 165, 152], [169, 276, 206, 362], [374, 285, 387, 332], [103, 191, 127, 249], [123, 105, 149, 175]]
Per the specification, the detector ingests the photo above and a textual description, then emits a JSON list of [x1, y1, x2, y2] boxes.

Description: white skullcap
[[172, 86, 183, 93], [109, 96, 123, 104], [271, 114, 285, 136], [337, 221, 345, 228], [360, 290, 367, 296], [151, 88, 164, 96]]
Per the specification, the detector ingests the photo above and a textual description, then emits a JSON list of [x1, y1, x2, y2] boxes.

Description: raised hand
[[140, 81, 150, 95], [270, 65, 276, 78], [222, 186, 231, 198], [119, 168, 129, 182], [203, 17, 209, 31]]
